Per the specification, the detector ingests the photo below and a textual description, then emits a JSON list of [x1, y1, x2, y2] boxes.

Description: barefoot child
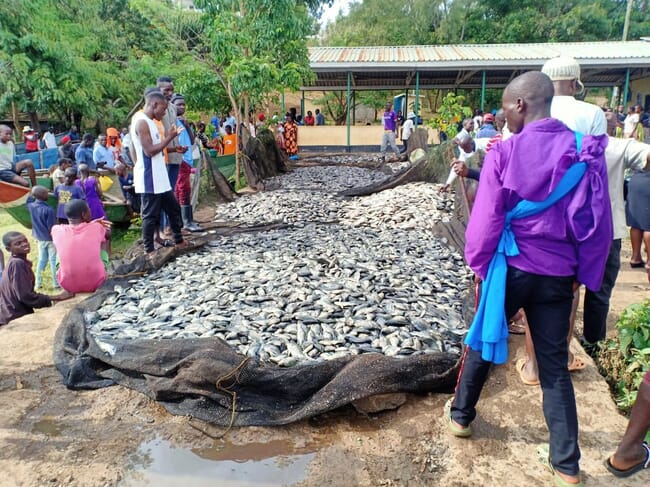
[[52, 200, 112, 294], [0, 232, 73, 325], [26, 186, 59, 289]]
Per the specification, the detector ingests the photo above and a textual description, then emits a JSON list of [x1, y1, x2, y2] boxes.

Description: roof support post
[[281, 92, 285, 114], [346, 71, 351, 153], [301, 91, 305, 120], [481, 70, 486, 111], [622, 67, 631, 107], [415, 71, 420, 127]]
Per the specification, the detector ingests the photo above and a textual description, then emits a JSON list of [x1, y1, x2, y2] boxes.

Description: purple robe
[[465, 118, 612, 291]]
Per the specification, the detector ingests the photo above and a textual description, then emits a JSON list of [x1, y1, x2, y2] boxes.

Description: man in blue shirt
[[315, 108, 325, 126], [26, 186, 59, 289], [380, 102, 400, 161], [476, 113, 498, 138], [75, 133, 95, 170]]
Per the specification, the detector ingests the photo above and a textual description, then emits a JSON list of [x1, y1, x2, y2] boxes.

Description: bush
[[598, 300, 650, 413]]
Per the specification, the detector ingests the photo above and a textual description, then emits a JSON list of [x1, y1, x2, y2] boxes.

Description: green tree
[[195, 0, 316, 184]]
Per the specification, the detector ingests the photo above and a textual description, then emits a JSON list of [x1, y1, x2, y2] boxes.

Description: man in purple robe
[[447, 71, 612, 487]]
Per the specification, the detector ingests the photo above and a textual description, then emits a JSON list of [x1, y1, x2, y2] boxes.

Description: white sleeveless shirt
[[130, 111, 171, 194]]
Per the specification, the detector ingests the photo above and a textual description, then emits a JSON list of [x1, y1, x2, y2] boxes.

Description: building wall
[[630, 78, 650, 109]]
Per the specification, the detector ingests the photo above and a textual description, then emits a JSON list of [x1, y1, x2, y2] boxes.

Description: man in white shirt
[[130, 90, 187, 255], [41, 127, 57, 149], [400, 111, 416, 154], [93, 135, 115, 170]]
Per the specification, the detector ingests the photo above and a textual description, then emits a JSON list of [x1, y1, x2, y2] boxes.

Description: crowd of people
[[441, 57, 649, 485], [0, 61, 649, 483]]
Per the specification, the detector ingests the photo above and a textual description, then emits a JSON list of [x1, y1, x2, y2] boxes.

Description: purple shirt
[[383, 110, 397, 132], [465, 118, 612, 291]]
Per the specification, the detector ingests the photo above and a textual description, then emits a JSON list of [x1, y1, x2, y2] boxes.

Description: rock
[[352, 393, 407, 414]]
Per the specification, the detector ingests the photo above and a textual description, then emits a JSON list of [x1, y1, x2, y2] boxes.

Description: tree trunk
[[29, 112, 40, 132], [241, 128, 287, 190], [338, 141, 456, 198], [11, 102, 20, 138], [406, 127, 429, 156]]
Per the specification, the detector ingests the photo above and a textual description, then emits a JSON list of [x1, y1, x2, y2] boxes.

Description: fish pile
[[88, 224, 472, 364], [88, 162, 471, 366]]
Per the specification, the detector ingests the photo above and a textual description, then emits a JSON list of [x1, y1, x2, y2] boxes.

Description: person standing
[[41, 127, 57, 149], [315, 108, 325, 126], [400, 111, 416, 154], [171, 94, 202, 232], [67, 125, 80, 143], [156, 76, 185, 198], [58, 135, 75, 162], [22, 126, 39, 153], [303, 111, 315, 126], [380, 102, 400, 161], [476, 113, 497, 139], [623, 105, 640, 139], [448, 71, 612, 487], [26, 186, 59, 289], [75, 133, 95, 169], [516, 55, 611, 384], [130, 89, 187, 255], [283, 113, 298, 159]]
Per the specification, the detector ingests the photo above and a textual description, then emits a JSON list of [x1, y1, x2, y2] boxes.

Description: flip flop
[[536, 444, 583, 487], [630, 260, 646, 268], [516, 358, 540, 386], [568, 355, 586, 372], [444, 397, 472, 438], [605, 442, 650, 478]]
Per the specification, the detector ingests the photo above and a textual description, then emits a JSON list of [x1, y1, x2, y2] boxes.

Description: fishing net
[[53, 220, 471, 427]]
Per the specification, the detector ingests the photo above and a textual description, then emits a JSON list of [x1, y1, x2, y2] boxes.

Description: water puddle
[[120, 438, 318, 487], [31, 416, 64, 437]]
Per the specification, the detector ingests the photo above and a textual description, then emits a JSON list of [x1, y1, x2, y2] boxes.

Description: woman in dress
[[75, 164, 105, 220], [283, 113, 298, 158]]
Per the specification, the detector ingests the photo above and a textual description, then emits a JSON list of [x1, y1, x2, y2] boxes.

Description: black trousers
[[452, 267, 579, 476], [141, 191, 183, 253], [583, 239, 620, 343]]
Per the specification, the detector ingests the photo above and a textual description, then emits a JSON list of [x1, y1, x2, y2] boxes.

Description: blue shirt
[[477, 123, 498, 139], [54, 184, 85, 220], [75, 145, 95, 169], [118, 174, 134, 198], [93, 144, 114, 168], [27, 200, 56, 241], [176, 120, 193, 166]]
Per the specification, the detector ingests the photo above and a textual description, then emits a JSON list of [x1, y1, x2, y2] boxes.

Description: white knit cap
[[541, 56, 584, 94]]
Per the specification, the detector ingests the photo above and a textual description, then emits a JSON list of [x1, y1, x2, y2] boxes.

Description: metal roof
[[304, 40, 650, 91]]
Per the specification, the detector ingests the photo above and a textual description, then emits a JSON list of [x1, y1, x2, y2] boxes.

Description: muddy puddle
[[119, 437, 320, 486]]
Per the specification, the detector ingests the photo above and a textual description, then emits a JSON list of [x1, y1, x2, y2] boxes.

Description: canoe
[[0, 175, 131, 230]]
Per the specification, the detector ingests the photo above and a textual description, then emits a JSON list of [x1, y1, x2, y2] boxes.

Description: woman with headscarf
[[283, 113, 298, 159]]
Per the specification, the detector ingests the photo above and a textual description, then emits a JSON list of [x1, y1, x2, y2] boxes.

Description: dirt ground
[[0, 242, 648, 487]]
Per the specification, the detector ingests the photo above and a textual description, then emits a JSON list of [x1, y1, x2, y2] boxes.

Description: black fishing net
[[53, 222, 471, 427]]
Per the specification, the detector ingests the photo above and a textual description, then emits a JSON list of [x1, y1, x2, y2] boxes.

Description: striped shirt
[[131, 111, 171, 195]]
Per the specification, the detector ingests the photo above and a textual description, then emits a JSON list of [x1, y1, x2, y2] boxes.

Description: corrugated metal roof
[[304, 40, 650, 90], [310, 41, 650, 65]]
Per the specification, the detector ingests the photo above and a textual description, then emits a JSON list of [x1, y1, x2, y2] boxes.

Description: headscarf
[[106, 127, 122, 151]]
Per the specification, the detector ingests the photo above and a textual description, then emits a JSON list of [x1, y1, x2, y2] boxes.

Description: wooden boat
[[0, 173, 131, 230]]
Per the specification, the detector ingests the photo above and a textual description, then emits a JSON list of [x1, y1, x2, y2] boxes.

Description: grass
[[0, 209, 140, 294]]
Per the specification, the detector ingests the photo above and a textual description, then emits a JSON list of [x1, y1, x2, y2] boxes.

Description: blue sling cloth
[[464, 132, 587, 364]]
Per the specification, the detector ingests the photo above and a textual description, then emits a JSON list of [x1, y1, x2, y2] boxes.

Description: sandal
[[516, 358, 540, 386], [630, 260, 646, 268], [536, 444, 583, 487], [567, 355, 586, 372], [605, 442, 650, 478], [444, 397, 472, 438]]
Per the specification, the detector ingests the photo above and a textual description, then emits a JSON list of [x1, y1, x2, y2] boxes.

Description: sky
[[319, 0, 355, 27]]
